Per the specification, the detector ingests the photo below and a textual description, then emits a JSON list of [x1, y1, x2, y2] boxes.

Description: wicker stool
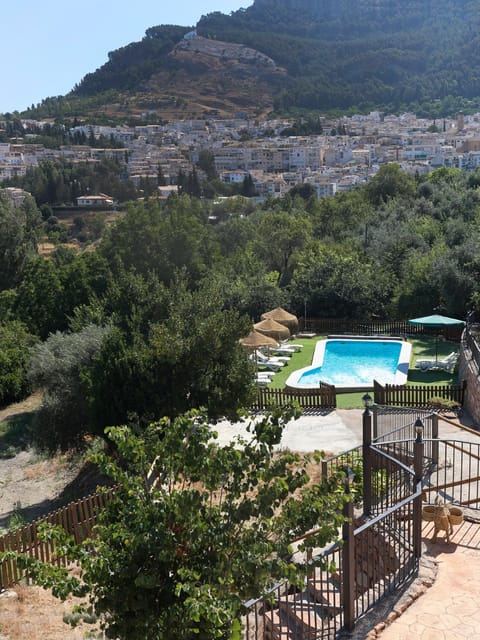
[[422, 500, 464, 544]]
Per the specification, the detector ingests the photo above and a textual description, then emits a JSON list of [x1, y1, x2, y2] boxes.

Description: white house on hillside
[[77, 193, 114, 207]]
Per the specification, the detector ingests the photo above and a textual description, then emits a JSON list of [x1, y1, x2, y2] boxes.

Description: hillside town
[[1, 110, 480, 203]]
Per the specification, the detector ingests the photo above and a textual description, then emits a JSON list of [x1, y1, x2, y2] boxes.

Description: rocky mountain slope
[[25, 0, 480, 120]]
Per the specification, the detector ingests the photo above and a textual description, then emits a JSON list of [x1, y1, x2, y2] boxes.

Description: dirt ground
[[0, 395, 104, 639], [0, 394, 88, 532], [0, 585, 99, 640]]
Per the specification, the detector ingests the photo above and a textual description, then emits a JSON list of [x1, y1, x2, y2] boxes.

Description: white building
[[77, 193, 114, 207]]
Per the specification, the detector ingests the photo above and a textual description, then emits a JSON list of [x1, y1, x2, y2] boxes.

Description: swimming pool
[[285, 338, 411, 390]]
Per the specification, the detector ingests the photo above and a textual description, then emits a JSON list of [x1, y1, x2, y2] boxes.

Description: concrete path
[[214, 409, 364, 454], [214, 408, 479, 454]]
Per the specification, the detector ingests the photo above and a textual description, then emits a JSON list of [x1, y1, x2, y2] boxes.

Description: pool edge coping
[[285, 337, 412, 391]]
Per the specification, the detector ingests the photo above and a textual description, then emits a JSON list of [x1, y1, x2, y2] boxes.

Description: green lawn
[[265, 337, 320, 388], [262, 335, 459, 409]]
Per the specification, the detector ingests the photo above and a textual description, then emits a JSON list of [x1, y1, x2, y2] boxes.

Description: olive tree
[[28, 323, 111, 451]]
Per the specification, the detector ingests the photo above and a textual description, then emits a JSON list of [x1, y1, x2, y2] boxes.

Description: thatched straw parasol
[[254, 317, 291, 341], [239, 329, 279, 349], [239, 329, 279, 375], [261, 307, 299, 335]]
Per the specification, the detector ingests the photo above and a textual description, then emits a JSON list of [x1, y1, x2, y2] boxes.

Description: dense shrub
[[28, 324, 110, 451]]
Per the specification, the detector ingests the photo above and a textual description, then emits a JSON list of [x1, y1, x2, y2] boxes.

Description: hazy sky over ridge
[[1, 1, 253, 114]]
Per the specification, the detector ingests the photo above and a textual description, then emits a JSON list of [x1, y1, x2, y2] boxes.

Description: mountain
[[26, 0, 480, 120], [197, 0, 480, 112]]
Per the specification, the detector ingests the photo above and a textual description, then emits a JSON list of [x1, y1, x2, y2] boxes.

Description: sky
[[1, 0, 253, 114]]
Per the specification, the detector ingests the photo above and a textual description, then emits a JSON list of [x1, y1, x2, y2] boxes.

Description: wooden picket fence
[[303, 318, 464, 342], [0, 487, 116, 589], [252, 384, 337, 411], [373, 379, 467, 408], [465, 327, 480, 373], [304, 318, 418, 336]]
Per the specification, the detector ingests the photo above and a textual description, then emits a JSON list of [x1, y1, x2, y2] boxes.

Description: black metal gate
[[242, 407, 480, 639]]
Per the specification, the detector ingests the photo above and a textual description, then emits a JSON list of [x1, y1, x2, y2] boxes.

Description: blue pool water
[[287, 339, 410, 389]]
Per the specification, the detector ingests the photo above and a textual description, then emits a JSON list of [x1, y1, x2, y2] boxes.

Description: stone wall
[[458, 339, 480, 425]]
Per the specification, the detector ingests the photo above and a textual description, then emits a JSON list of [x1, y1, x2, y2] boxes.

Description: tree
[[214, 214, 257, 256], [157, 164, 168, 186], [99, 197, 211, 286], [24, 268, 254, 452], [28, 324, 111, 452], [186, 168, 202, 198], [240, 174, 257, 197], [86, 278, 254, 429], [288, 182, 316, 202], [253, 210, 311, 286], [308, 189, 374, 244], [0, 193, 42, 291], [288, 241, 394, 319], [13, 257, 65, 339], [18, 410, 348, 639], [0, 321, 37, 406], [8, 158, 137, 206], [364, 164, 416, 206], [209, 255, 285, 319], [390, 246, 444, 318], [197, 149, 217, 180], [12, 250, 112, 340]]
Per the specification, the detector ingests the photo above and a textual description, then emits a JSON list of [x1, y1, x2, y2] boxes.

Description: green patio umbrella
[[408, 314, 465, 362]]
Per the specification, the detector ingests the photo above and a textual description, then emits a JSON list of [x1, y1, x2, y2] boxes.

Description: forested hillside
[[73, 25, 191, 96], [198, 0, 480, 113], [20, 0, 480, 120]]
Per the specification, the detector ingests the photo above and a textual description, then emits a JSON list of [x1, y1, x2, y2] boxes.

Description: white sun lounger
[[255, 359, 283, 372], [269, 346, 295, 356], [281, 342, 303, 352], [415, 352, 458, 372], [256, 351, 289, 365], [257, 371, 275, 379]]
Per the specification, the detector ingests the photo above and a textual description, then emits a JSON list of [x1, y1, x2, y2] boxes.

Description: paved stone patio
[[369, 518, 480, 639]]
